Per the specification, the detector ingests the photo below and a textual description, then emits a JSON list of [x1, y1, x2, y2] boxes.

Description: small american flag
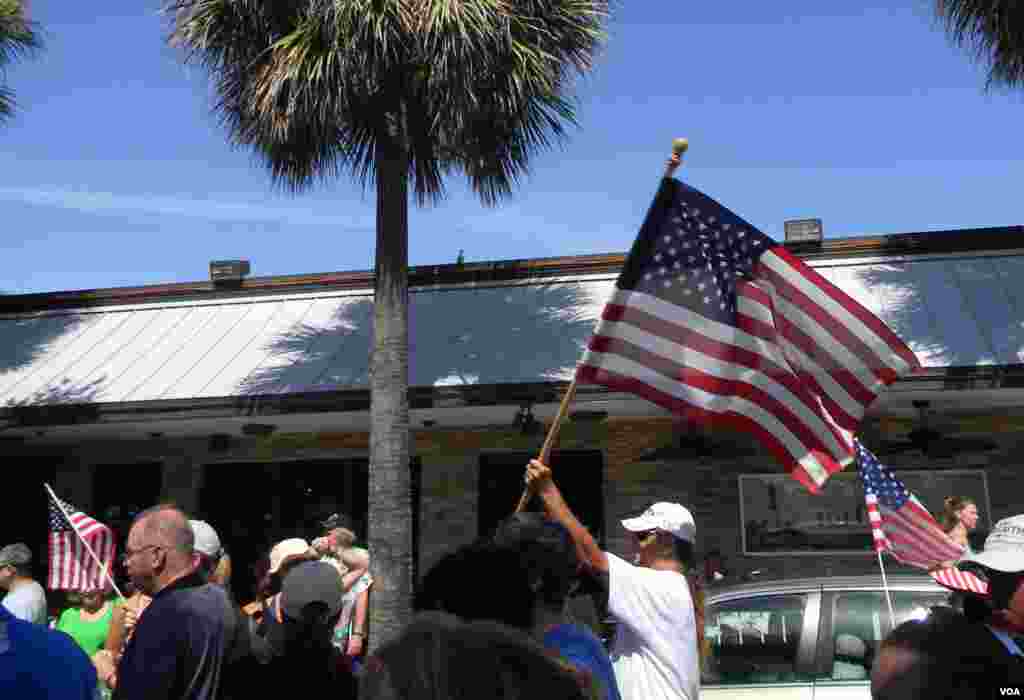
[[578, 179, 920, 491], [856, 440, 964, 569], [930, 566, 988, 595], [47, 493, 116, 592]]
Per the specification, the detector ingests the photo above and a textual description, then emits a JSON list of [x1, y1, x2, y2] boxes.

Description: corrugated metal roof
[[2, 253, 1022, 407]]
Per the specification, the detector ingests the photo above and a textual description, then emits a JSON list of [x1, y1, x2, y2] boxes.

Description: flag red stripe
[[769, 247, 922, 372], [587, 333, 848, 465], [756, 259, 899, 387], [735, 300, 869, 431], [592, 303, 853, 454], [736, 288, 876, 412], [577, 364, 833, 492]]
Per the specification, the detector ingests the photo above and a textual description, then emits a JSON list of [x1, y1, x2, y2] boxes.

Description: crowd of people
[[4, 463, 1024, 700]]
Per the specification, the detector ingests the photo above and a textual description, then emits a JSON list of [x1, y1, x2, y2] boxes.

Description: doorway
[[199, 458, 421, 603], [1, 457, 58, 589], [477, 450, 605, 545]]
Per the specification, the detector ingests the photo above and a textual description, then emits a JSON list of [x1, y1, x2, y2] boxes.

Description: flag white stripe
[[63, 536, 72, 589], [775, 335, 866, 424], [753, 279, 886, 396], [594, 317, 851, 459], [583, 348, 832, 484], [736, 293, 869, 421], [760, 251, 914, 375], [607, 287, 870, 436]]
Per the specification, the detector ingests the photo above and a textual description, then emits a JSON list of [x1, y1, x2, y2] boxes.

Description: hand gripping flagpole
[[44, 483, 125, 599], [515, 138, 690, 514]]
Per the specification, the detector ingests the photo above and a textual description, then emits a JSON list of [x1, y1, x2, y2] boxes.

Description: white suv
[[700, 574, 951, 700]]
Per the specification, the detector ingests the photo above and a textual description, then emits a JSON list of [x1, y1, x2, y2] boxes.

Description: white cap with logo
[[621, 502, 696, 543], [958, 514, 1024, 574]]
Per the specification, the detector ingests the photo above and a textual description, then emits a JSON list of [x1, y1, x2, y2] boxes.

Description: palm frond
[[0, 0, 41, 68], [165, 0, 608, 203], [936, 0, 1024, 88]]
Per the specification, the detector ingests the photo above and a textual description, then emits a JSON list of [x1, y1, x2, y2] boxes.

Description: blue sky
[[1, 2, 1021, 294]]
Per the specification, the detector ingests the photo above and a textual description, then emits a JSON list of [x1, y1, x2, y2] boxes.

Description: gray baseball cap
[[0, 543, 32, 568]]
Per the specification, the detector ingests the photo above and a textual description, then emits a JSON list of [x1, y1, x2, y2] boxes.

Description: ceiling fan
[[877, 401, 998, 457], [638, 420, 760, 461]]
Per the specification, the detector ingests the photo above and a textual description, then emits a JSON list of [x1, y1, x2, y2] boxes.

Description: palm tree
[[0, 0, 41, 124], [165, 0, 607, 646], [936, 0, 1024, 88]]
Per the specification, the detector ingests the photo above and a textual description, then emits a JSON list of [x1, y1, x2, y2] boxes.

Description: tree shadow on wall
[[856, 257, 1024, 368], [237, 282, 598, 394]]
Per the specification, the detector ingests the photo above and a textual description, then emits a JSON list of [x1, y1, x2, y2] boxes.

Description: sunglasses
[[632, 529, 659, 541]]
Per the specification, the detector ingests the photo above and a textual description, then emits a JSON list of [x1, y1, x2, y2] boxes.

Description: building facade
[[2, 225, 1023, 601]]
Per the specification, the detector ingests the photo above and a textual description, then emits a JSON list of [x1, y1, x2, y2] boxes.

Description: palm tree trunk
[[367, 135, 412, 651]]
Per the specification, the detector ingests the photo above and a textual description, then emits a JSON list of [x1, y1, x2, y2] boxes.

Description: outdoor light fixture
[[570, 410, 608, 423], [209, 259, 251, 286], [241, 423, 276, 437], [783, 218, 823, 243], [209, 433, 233, 452], [514, 404, 540, 436]]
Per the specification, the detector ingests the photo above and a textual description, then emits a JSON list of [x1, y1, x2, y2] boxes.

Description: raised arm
[[525, 459, 608, 575]]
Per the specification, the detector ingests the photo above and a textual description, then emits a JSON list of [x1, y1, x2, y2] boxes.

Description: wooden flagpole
[[44, 483, 125, 599], [514, 378, 579, 513], [515, 138, 690, 514]]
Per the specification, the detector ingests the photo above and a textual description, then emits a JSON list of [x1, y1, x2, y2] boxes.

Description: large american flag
[[47, 493, 117, 592], [856, 440, 965, 568], [577, 179, 920, 491]]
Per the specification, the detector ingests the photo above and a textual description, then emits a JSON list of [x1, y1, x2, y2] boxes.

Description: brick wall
[[11, 412, 1024, 584]]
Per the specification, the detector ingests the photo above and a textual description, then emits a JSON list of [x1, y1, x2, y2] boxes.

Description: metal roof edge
[[2, 365, 1022, 429], [1, 226, 1021, 314]]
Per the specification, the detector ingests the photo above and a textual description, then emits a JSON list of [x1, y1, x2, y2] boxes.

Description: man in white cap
[[872, 514, 1024, 698], [525, 459, 699, 700], [189, 520, 225, 584]]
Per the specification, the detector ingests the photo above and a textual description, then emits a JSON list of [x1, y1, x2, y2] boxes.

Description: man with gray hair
[[0, 542, 46, 624], [100, 505, 243, 700]]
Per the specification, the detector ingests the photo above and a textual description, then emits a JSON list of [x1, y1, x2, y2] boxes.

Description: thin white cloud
[[0, 186, 375, 230]]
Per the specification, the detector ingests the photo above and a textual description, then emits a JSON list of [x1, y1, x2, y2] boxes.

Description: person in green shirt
[[56, 588, 119, 657]]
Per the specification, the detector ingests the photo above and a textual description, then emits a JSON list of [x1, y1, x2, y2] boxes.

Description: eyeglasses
[[122, 544, 162, 563]]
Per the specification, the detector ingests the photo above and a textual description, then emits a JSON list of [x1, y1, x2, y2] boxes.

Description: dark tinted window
[[704, 594, 810, 685]]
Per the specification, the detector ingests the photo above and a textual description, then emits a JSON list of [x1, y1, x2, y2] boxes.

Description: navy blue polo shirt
[[113, 573, 240, 700]]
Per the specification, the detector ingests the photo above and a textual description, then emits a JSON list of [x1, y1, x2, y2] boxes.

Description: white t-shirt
[[2, 580, 47, 625], [607, 552, 699, 700]]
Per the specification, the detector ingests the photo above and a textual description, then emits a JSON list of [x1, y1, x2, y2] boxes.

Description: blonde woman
[[312, 527, 373, 667], [941, 496, 979, 553]]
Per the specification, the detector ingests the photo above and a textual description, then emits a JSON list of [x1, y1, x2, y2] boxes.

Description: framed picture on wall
[[739, 469, 991, 556]]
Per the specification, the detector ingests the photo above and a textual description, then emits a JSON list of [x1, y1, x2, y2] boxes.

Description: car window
[[825, 589, 950, 682], [704, 594, 811, 686], [829, 593, 883, 681], [890, 591, 951, 627]]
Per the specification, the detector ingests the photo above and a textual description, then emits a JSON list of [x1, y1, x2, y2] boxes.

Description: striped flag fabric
[[47, 493, 116, 592], [929, 566, 988, 595], [577, 178, 920, 491], [856, 440, 965, 570]]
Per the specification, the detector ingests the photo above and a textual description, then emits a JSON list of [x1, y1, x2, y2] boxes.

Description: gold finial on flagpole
[[665, 137, 688, 178]]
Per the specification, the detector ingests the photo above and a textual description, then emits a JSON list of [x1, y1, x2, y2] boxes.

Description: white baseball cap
[[189, 520, 223, 560], [958, 514, 1024, 574], [621, 502, 696, 543], [269, 538, 313, 574]]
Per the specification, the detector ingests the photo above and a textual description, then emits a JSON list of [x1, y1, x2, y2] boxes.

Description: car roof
[[706, 573, 947, 602]]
